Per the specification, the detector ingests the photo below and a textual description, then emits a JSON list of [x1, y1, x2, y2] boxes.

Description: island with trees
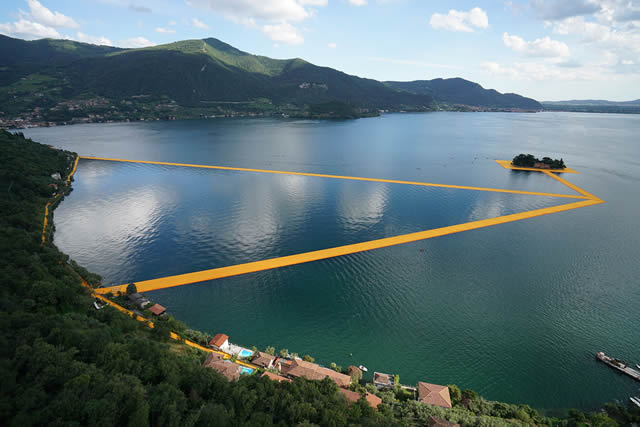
[[512, 153, 566, 170]]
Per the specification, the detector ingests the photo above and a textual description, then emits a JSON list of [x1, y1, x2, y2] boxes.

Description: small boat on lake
[[359, 365, 368, 372]]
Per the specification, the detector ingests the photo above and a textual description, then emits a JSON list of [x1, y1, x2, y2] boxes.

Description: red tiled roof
[[261, 371, 291, 382], [338, 389, 382, 409], [209, 333, 229, 348], [418, 382, 452, 408], [203, 354, 241, 381], [282, 359, 351, 388], [373, 372, 393, 385], [149, 304, 166, 316], [252, 352, 275, 368]]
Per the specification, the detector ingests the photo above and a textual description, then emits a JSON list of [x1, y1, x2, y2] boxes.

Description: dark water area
[[24, 112, 640, 413]]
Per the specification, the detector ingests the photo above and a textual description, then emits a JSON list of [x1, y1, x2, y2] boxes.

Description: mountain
[[0, 35, 540, 124], [385, 78, 542, 110], [543, 99, 640, 106]]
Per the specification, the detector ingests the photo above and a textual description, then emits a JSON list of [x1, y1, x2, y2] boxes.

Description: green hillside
[[0, 35, 542, 124], [386, 78, 542, 110]]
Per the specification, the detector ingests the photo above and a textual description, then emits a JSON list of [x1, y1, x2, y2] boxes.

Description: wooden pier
[[596, 352, 640, 381]]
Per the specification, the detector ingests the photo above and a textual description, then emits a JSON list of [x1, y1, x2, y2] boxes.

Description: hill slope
[[385, 78, 541, 110], [0, 35, 541, 124]]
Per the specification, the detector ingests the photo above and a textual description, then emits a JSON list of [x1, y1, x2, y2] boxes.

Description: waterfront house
[[338, 388, 382, 409], [533, 162, 551, 169], [281, 359, 351, 388], [209, 333, 230, 351], [128, 293, 150, 309], [417, 382, 452, 409], [251, 352, 276, 369], [261, 371, 291, 382], [373, 372, 395, 389], [149, 304, 166, 316], [202, 353, 242, 382]]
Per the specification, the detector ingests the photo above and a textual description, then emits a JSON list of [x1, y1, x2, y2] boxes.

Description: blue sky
[[1, 0, 639, 101]]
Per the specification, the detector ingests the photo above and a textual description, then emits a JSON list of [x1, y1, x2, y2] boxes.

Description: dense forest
[[512, 153, 566, 169], [1, 130, 638, 426]]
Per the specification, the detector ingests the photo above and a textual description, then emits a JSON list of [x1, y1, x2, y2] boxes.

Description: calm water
[[24, 112, 640, 413]]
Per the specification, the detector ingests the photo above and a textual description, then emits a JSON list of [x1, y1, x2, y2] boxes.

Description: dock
[[596, 352, 640, 381]]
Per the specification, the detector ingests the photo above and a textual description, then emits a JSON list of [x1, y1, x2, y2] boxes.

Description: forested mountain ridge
[[1, 35, 540, 125], [385, 78, 542, 110]]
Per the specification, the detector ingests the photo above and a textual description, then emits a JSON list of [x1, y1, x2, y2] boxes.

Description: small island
[[512, 153, 566, 169]]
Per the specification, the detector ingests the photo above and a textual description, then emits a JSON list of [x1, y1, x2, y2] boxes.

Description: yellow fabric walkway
[[86, 157, 603, 295]]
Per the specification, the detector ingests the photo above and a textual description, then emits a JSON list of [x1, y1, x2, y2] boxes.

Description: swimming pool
[[238, 349, 253, 358], [240, 367, 254, 375]]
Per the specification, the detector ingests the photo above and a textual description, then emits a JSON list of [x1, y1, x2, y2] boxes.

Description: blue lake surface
[[24, 112, 640, 413]]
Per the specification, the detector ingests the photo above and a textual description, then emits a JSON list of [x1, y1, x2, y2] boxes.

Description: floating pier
[[596, 352, 640, 381]]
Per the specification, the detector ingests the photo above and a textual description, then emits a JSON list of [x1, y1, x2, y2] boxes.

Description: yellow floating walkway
[[42, 155, 79, 243], [495, 159, 578, 174], [77, 156, 603, 295], [96, 197, 602, 294], [80, 156, 587, 200]]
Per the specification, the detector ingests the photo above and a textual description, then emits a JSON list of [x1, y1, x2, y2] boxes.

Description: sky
[[1, 0, 639, 101]]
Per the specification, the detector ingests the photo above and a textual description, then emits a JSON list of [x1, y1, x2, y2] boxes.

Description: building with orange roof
[[281, 359, 351, 388], [202, 353, 242, 382], [148, 303, 166, 316], [338, 388, 382, 409], [418, 382, 452, 408], [209, 333, 229, 351], [261, 371, 291, 382]]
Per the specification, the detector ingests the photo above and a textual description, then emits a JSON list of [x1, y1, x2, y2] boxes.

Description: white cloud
[[186, 0, 329, 44], [187, 0, 315, 23], [119, 36, 156, 48], [530, 0, 601, 20], [328, 42, 337, 48], [622, 59, 634, 65], [262, 21, 304, 45], [0, 18, 60, 39], [348, 0, 367, 6], [169, 20, 177, 26], [155, 27, 176, 33], [192, 18, 210, 29], [503, 32, 570, 57], [74, 32, 113, 46], [26, 0, 78, 28], [430, 7, 488, 32], [482, 60, 602, 81]]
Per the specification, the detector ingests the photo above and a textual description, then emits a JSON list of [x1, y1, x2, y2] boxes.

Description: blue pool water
[[240, 367, 254, 375], [239, 349, 254, 358]]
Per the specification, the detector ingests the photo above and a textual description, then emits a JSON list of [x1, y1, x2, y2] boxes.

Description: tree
[[279, 349, 289, 358], [447, 384, 462, 406], [302, 355, 315, 363], [264, 346, 275, 355], [126, 283, 137, 295]]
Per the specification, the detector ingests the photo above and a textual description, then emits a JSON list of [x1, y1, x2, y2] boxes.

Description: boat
[[358, 365, 368, 372], [630, 396, 640, 408], [636, 364, 640, 370], [596, 352, 640, 381]]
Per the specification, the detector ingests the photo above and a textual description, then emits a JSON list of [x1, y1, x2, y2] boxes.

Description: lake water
[[24, 112, 640, 413]]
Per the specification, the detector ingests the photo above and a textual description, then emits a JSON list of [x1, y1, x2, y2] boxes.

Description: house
[[533, 162, 551, 169], [148, 304, 166, 316], [202, 353, 242, 382], [427, 416, 459, 427], [251, 352, 276, 369], [281, 359, 351, 388], [209, 333, 230, 351], [261, 371, 291, 382], [128, 293, 150, 309], [417, 382, 452, 409], [338, 388, 382, 409], [373, 372, 395, 389]]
